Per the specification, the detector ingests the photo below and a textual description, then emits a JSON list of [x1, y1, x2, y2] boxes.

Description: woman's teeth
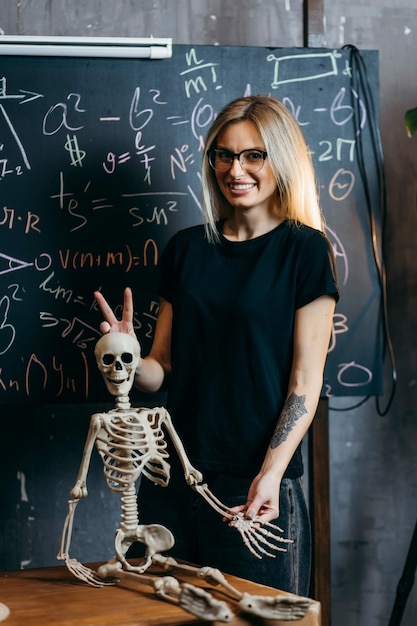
[[230, 183, 254, 190]]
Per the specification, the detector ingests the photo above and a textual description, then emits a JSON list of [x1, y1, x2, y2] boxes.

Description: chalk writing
[[267, 51, 339, 88], [64, 134, 86, 167], [42, 93, 86, 135], [181, 48, 221, 98], [0, 45, 382, 402], [170, 144, 196, 178], [328, 168, 355, 201], [325, 226, 348, 286], [337, 361, 373, 387], [0, 350, 89, 399], [0, 103, 31, 171], [53, 241, 158, 272], [329, 312, 349, 353], [0, 207, 41, 233], [0, 76, 43, 104], [0, 253, 28, 276], [0, 293, 15, 355]]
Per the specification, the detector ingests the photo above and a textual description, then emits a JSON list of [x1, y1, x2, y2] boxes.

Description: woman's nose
[[228, 156, 246, 176]]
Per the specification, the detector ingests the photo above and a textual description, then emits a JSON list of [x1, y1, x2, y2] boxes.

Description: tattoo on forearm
[[270, 393, 307, 449]]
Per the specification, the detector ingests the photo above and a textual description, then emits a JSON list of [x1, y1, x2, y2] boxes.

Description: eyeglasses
[[207, 148, 268, 173]]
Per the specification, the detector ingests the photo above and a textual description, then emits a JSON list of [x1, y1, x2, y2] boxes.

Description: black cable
[[329, 45, 397, 416], [329, 395, 370, 412]]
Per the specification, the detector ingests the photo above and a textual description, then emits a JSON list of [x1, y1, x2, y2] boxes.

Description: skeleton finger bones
[[230, 512, 293, 559], [192, 483, 292, 559]]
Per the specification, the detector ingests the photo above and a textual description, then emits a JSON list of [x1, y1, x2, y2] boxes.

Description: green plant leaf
[[405, 107, 417, 137]]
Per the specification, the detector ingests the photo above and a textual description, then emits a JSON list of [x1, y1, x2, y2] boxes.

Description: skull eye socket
[[102, 354, 115, 365], [121, 352, 133, 364]]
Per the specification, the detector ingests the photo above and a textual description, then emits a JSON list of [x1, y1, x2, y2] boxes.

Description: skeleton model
[[57, 332, 313, 622]]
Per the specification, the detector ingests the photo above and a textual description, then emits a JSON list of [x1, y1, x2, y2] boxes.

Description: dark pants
[[128, 467, 311, 596]]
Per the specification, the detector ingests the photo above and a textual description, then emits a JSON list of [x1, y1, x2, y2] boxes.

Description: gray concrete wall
[[0, 2, 416, 625]]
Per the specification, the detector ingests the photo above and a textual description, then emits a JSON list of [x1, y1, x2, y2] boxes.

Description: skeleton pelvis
[[114, 523, 175, 573]]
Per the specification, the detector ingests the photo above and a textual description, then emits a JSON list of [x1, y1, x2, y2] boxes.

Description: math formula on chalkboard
[[0, 45, 382, 403]]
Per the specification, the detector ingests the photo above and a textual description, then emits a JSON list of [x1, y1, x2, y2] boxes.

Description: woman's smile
[[228, 182, 256, 192]]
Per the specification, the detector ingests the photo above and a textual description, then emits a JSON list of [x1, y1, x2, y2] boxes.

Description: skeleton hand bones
[[191, 481, 292, 559]]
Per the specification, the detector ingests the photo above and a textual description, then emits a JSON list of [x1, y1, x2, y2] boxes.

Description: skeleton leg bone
[[97, 562, 233, 623], [152, 555, 242, 600], [150, 554, 313, 621]]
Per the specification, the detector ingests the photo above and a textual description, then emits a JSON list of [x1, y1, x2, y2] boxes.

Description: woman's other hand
[[94, 287, 136, 337]]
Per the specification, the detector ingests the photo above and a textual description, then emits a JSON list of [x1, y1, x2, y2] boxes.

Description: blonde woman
[[95, 95, 339, 595]]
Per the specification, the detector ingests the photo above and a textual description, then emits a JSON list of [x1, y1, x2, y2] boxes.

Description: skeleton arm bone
[[57, 498, 79, 561], [57, 414, 104, 562], [162, 410, 292, 559], [70, 414, 103, 499], [162, 410, 203, 485]]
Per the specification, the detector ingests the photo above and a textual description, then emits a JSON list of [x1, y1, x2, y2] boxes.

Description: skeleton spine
[[120, 484, 138, 531]]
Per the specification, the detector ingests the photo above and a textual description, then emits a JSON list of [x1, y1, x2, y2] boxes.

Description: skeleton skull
[[94, 332, 140, 397]]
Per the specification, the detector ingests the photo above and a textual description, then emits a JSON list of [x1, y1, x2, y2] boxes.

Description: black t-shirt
[[155, 220, 339, 478]]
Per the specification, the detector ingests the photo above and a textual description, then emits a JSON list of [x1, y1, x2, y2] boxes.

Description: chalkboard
[[0, 44, 382, 403]]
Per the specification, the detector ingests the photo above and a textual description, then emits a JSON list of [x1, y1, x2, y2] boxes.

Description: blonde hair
[[201, 95, 324, 241]]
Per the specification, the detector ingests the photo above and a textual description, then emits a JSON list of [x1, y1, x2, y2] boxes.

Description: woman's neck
[[222, 213, 284, 242]]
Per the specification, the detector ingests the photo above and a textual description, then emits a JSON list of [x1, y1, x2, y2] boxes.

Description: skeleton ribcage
[[95, 409, 171, 492]]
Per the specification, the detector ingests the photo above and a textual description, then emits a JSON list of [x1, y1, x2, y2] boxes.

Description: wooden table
[[0, 561, 321, 625]]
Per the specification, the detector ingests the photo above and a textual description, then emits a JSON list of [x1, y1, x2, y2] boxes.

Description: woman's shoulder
[[161, 223, 207, 259], [280, 221, 330, 246], [170, 222, 206, 243]]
